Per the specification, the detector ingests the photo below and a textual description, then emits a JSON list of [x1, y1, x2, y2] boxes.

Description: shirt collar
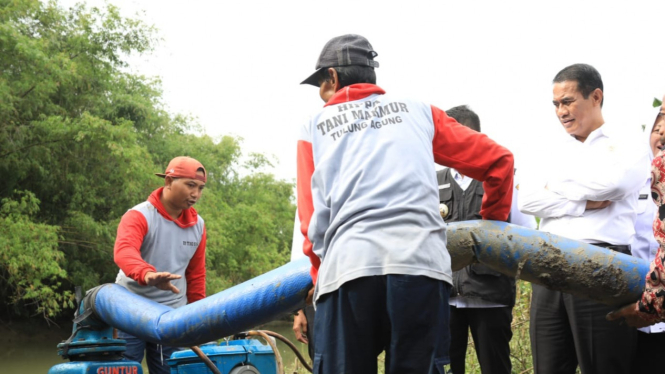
[[148, 187, 199, 228], [568, 125, 606, 145], [324, 83, 386, 107], [451, 168, 463, 181], [585, 126, 606, 143]]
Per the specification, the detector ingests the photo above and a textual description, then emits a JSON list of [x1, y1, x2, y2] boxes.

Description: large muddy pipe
[[447, 220, 650, 306], [85, 220, 650, 346]]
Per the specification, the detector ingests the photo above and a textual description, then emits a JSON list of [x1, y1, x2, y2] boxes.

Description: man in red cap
[[113, 156, 207, 374]]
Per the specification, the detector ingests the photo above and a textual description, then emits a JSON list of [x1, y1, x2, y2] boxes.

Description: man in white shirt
[[518, 63, 650, 374]]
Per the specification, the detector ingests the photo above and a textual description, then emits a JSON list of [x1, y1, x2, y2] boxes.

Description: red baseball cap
[[155, 156, 207, 182]]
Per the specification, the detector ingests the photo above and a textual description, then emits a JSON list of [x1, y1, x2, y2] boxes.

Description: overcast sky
[[60, 0, 665, 183]]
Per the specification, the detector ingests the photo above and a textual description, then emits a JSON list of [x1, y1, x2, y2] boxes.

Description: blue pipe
[[90, 257, 312, 347], [86, 220, 651, 346]]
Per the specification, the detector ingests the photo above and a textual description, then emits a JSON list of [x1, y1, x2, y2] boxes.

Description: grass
[[284, 280, 536, 374]]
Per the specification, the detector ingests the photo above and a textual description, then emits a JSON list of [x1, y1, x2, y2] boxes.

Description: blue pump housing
[[48, 297, 144, 374], [48, 360, 143, 374], [167, 340, 276, 374]]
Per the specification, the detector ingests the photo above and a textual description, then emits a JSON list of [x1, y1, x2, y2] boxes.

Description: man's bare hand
[[292, 309, 309, 344], [306, 287, 314, 306], [606, 302, 654, 328], [144, 271, 181, 294], [585, 200, 611, 210]]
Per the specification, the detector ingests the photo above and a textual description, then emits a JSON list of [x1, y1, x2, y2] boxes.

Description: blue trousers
[[313, 275, 451, 374], [117, 330, 179, 374]]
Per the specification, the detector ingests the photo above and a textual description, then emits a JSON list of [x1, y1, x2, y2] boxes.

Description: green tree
[[0, 191, 71, 319], [0, 0, 295, 320]]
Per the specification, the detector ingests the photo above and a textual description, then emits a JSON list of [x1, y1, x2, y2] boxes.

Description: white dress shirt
[[511, 172, 538, 230], [519, 127, 650, 245]]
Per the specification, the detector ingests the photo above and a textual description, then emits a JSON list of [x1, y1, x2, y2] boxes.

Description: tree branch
[[20, 85, 36, 98]]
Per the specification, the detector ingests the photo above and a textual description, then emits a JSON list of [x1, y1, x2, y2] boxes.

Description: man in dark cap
[[296, 34, 515, 374]]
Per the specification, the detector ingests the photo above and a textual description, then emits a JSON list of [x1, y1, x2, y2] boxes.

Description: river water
[[0, 320, 309, 373]]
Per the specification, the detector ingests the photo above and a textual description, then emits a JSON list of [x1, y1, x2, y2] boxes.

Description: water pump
[[48, 287, 279, 374]]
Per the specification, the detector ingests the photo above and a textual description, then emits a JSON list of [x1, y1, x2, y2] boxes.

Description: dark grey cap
[[301, 34, 379, 87]]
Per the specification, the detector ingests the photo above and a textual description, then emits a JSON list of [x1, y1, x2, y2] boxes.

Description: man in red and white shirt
[[114, 156, 207, 374], [297, 34, 514, 374]]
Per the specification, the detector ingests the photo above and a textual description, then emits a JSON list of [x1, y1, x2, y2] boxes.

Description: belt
[[590, 242, 631, 255]]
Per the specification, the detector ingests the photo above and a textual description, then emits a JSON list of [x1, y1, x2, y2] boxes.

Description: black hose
[[259, 330, 312, 373], [247, 331, 284, 374], [191, 345, 222, 374]]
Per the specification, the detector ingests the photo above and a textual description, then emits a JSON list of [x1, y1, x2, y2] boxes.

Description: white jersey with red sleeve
[[297, 84, 514, 302], [114, 188, 206, 308]]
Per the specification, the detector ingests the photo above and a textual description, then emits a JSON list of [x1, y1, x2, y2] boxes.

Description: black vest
[[437, 168, 516, 307]]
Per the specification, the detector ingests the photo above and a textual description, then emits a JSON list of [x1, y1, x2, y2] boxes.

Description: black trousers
[[530, 284, 637, 374], [313, 275, 451, 374], [449, 305, 513, 374], [303, 305, 316, 360], [632, 330, 665, 372], [117, 331, 179, 374]]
